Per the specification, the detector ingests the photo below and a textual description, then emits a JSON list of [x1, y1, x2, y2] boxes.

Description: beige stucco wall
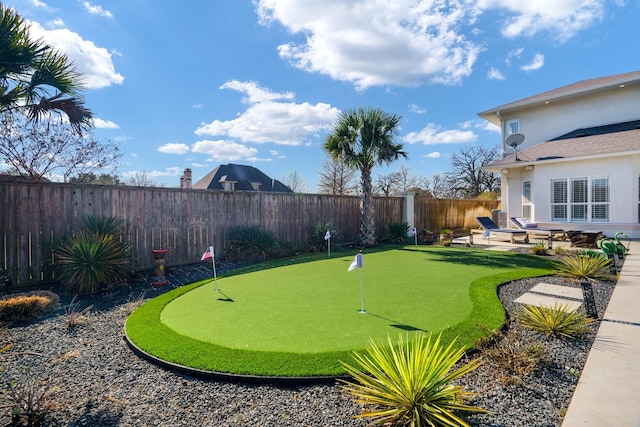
[[501, 154, 640, 238]]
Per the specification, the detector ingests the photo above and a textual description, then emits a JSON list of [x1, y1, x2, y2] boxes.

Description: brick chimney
[[181, 168, 192, 189]]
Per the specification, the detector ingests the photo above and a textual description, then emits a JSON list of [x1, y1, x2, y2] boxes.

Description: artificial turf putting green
[[125, 246, 554, 378]]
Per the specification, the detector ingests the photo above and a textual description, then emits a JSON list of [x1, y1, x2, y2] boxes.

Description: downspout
[[496, 110, 508, 218], [497, 110, 505, 157]]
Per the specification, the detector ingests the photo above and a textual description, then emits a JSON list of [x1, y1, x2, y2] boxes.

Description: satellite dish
[[505, 133, 525, 161]]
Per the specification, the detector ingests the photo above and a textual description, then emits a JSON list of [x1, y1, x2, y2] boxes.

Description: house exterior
[[192, 163, 293, 193], [479, 71, 640, 239]]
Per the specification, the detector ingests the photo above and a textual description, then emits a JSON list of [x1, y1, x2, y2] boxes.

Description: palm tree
[[0, 5, 92, 132], [324, 107, 407, 246]]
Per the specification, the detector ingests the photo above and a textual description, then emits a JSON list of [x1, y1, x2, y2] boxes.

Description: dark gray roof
[[550, 119, 640, 140], [192, 164, 293, 192], [485, 123, 640, 171]]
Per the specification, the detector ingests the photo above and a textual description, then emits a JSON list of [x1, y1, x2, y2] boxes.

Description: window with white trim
[[570, 177, 588, 221], [591, 176, 609, 222], [506, 119, 519, 135], [522, 181, 532, 219], [551, 179, 567, 221], [550, 176, 610, 222]]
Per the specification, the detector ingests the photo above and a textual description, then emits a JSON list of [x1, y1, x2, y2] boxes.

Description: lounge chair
[[474, 217, 528, 244], [566, 230, 602, 249], [508, 217, 566, 249]]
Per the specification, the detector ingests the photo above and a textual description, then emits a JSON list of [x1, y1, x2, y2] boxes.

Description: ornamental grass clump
[[340, 332, 485, 427], [516, 303, 594, 338], [0, 291, 59, 321], [556, 253, 611, 281]]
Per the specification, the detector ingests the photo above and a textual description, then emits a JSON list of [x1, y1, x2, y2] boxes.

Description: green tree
[[324, 107, 406, 246], [0, 5, 92, 132]]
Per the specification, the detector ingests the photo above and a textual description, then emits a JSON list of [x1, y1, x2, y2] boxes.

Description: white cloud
[[256, 0, 481, 90], [191, 139, 259, 162], [92, 118, 119, 129], [28, 21, 124, 89], [255, 1, 610, 90], [487, 67, 505, 80], [195, 80, 340, 146], [405, 123, 477, 145], [479, 0, 605, 40], [269, 150, 287, 159], [28, 0, 49, 8], [425, 151, 441, 158], [158, 143, 190, 155], [409, 103, 427, 114], [521, 53, 544, 71], [82, 1, 114, 18]]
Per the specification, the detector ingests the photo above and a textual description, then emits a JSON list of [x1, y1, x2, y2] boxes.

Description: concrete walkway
[[562, 246, 640, 426]]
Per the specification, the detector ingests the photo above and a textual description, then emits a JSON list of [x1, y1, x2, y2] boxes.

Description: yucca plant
[[556, 253, 611, 281], [224, 225, 284, 262], [340, 332, 485, 427], [81, 215, 125, 237], [54, 216, 130, 294], [386, 221, 412, 244], [516, 303, 594, 338], [308, 221, 339, 252], [530, 240, 547, 255]]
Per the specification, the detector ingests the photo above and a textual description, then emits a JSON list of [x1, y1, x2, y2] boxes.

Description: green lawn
[[125, 246, 554, 377]]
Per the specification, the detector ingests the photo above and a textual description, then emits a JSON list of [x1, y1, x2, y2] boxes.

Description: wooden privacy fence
[[1, 181, 499, 287], [414, 197, 501, 232]]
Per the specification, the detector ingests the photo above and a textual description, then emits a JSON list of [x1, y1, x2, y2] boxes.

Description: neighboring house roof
[[192, 163, 293, 192], [484, 123, 640, 171], [478, 71, 640, 125]]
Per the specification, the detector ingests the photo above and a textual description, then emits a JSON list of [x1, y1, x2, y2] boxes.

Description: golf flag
[[348, 253, 363, 272], [201, 246, 214, 261], [324, 231, 331, 240]]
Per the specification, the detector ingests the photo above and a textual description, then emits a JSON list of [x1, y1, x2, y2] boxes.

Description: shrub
[[64, 295, 93, 329], [223, 225, 285, 262], [556, 253, 611, 281], [552, 246, 567, 256], [308, 221, 339, 252], [385, 221, 412, 244], [516, 303, 594, 338], [340, 332, 485, 426], [7, 367, 54, 426], [477, 328, 546, 386], [53, 216, 130, 294], [0, 291, 59, 321], [530, 240, 548, 255]]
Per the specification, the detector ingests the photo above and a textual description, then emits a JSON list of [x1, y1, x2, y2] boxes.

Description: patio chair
[[566, 230, 602, 249], [474, 217, 528, 244], [508, 217, 566, 249]]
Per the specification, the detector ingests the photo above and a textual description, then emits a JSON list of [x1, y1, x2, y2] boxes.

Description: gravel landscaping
[[0, 249, 617, 426]]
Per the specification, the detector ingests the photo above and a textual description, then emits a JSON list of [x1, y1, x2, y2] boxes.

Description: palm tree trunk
[[360, 167, 376, 246]]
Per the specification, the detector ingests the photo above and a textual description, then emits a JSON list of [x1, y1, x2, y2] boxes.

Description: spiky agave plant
[[54, 216, 130, 293], [516, 303, 594, 338], [340, 332, 485, 427], [556, 253, 611, 281]]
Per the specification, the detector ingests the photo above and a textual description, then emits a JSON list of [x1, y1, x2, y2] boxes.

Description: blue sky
[[5, 0, 639, 191]]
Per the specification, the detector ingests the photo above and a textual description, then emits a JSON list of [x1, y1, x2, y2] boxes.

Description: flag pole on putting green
[[324, 230, 331, 257], [348, 251, 365, 313], [201, 246, 219, 292]]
